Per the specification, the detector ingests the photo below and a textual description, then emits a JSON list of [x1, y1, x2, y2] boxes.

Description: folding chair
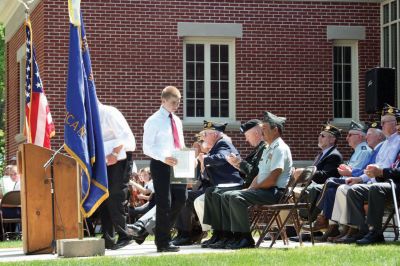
[[381, 179, 400, 241], [0, 191, 22, 240], [253, 166, 317, 248]]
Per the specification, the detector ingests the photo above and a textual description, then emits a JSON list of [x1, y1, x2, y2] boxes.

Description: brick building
[[1, 0, 398, 167]]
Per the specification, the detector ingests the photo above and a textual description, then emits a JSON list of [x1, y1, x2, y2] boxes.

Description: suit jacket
[[313, 146, 343, 184], [203, 138, 243, 186]]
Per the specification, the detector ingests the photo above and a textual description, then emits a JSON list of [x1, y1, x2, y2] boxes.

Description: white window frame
[[183, 37, 236, 124], [332, 40, 359, 125]]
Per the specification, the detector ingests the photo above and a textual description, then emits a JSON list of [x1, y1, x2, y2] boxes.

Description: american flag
[[25, 19, 55, 148]]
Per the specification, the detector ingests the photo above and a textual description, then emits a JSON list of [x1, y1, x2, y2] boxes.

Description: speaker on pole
[[365, 67, 396, 114]]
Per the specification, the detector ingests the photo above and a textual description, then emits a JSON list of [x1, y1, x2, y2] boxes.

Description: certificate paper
[[171, 148, 196, 178]]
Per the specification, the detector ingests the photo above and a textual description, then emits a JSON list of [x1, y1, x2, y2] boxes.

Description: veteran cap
[[203, 120, 227, 133], [381, 103, 400, 117], [349, 120, 367, 133], [365, 121, 381, 130], [263, 111, 286, 128], [240, 119, 262, 133], [321, 122, 342, 138]]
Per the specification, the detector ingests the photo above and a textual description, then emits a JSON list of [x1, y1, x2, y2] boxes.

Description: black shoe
[[127, 223, 149, 244], [229, 237, 255, 249], [289, 234, 311, 242], [172, 236, 193, 246], [356, 230, 385, 245], [201, 234, 219, 248], [157, 244, 180, 252], [209, 238, 231, 249], [110, 238, 133, 250]]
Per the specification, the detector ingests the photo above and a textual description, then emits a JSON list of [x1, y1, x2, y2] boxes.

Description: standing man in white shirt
[[98, 102, 136, 250], [143, 86, 187, 252]]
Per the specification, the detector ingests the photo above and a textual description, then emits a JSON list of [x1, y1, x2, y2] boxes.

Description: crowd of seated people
[[123, 103, 400, 250]]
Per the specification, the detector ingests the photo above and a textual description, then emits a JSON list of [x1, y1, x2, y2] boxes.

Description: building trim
[[178, 22, 243, 38], [327, 26, 366, 40]]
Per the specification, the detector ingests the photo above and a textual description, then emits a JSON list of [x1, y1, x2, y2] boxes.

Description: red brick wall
[[6, 0, 381, 163]]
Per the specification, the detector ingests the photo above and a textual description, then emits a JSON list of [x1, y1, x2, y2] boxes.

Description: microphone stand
[[43, 144, 64, 254]]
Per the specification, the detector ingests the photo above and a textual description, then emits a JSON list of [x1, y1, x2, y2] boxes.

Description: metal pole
[[389, 179, 400, 237]]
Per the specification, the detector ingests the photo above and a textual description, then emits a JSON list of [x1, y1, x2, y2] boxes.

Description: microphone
[[43, 145, 65, 169]]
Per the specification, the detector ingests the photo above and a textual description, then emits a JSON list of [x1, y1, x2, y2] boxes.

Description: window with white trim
[[183, 38, 235, 122], [333, 40, 359, 122]]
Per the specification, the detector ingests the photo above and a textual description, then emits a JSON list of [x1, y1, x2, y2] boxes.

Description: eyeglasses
[[319, 133, 328, 138]]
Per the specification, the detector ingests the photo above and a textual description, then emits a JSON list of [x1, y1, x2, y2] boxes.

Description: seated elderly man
[[200, 119, 266, 249], [196, 121, 244, 248], [330, 122, 385, 243], [211, 111, 292, 249], [308, 121, 372, 241], [342, 104, 400, 243]]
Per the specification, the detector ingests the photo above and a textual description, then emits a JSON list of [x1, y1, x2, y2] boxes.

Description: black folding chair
[[253, 166, 317, 248]]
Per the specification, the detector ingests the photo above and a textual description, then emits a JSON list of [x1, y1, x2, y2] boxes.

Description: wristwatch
[[111, 151, 119, 157]]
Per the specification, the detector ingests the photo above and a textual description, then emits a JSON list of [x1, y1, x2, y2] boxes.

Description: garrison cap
[[349, 120, 367, 133], [321, 122, 342, 138], [203, 120, 227, 133], [365, 121, 382, 130], [240, 119, 262, 133], [263, 111, 286, 128]]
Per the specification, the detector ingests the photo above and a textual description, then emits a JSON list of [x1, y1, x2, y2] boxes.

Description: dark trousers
[[316, 177, 346, 219], [151, 159, 187, 248], [299, 182, 323, 222], [175, 189, 204, 234], [100, 154, 133, 245]]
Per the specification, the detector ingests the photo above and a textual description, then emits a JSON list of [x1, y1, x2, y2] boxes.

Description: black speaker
[[365, 67, 396, 114]]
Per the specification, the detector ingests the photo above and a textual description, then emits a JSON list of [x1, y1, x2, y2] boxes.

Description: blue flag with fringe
[[64, 14, 109, 217]]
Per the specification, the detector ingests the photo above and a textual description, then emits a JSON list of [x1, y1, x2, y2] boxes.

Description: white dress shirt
[[143, 106, 184, 162], [98, 104, 136, 160]]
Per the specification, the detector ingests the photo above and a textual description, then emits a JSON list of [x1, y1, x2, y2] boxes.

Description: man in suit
[[197, 121, 244, 248], [290, 122, 343, 242]]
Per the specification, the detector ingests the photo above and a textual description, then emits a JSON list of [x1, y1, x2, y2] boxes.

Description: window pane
[[187, 100, 194, 117], [186, 81, 194, 98], [211, 45, 219, 62], [334, 47, 342, 63], [211, 63, 219, 80], [344, 65, 352, 82], [196, 100, 204, 117], [383, 4, 390, 24], [334, 83, 342, 100], [196, 63, 204, 80], [220, 82, 229, 98], [343, 83, 352, 100], [211, 100, 219, 117], [383, 27, 390, 67], [334, 65, 342, 81], [343, 47, 351, 64], [343, 101, 352, 118], [220, 63, 229, 80], [391, 24, 397, 68], [196, 81, 204, 98], [186, 44, 194, 61], [195, 44, 204, 61], [391, 1, 397, 21], [220, 45, 228, 62], [186, 62, 194, 80], [220, 100, 229, 117], [211, 81, 219, 98]]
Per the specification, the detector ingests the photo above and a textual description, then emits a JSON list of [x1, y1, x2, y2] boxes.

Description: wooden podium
[[18, 144, 82, 254]]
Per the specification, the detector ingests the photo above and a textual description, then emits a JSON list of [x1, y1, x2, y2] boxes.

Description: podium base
[[57, 238, 105, 258]]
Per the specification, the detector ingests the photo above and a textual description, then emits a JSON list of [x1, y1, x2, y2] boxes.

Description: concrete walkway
[[0, 239, 322, 263]]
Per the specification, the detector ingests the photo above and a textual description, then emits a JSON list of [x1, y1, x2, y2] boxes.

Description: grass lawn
[[0, 241, 399, 265]]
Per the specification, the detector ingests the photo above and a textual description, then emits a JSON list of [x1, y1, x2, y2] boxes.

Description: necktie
[[169, 113, 181, 149], [313, 152, 323, 166]]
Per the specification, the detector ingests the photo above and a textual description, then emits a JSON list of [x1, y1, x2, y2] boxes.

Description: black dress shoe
[[127, 223, 149, 244], [201, 234, 219, 248], [356, 230, 385, 245], [157, 244, 180, 252], [229, 237, 255, 249], [111, 238, 133, 250], [209, 238, 231, 249], [172, 236, 193, 246]]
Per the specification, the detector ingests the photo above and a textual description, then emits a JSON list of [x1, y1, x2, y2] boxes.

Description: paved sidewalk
[[0, 239, 325, 263]]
